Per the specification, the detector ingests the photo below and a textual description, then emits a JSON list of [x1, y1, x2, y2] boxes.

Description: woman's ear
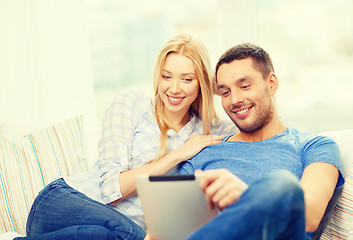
[[268, 72, 279, 96]]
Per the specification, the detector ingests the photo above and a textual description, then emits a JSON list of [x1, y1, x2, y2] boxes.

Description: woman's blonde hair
[[153, 34, 217, 156]]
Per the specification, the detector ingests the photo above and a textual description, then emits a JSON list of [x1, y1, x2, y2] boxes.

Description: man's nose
[[230, 91, 244, 105]]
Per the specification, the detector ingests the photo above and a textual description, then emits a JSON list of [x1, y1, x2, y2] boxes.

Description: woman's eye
[[183, 78, 193, 82], [162, 75, 171, 80]]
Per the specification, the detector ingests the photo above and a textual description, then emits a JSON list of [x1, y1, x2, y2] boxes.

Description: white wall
[[0, 0, 97, 129]]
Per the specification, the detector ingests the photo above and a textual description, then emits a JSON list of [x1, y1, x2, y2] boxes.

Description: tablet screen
[[136, 174, 217, 240]]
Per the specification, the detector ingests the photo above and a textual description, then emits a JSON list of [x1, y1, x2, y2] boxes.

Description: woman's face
[[158, 53, 200, 119]]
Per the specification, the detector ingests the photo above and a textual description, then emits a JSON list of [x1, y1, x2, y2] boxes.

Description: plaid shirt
[[65, 88, 237, 229]]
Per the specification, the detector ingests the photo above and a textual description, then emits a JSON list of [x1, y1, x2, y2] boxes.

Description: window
[[85, 0, 353, 132], [257, 0, 353, 132], [84, 0, 257, 122]]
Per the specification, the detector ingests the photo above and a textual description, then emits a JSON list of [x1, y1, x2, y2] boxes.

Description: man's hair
[[215, 43, 275, 82]]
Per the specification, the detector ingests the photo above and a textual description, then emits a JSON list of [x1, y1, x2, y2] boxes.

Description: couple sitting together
[[16, 34, 343, 240]]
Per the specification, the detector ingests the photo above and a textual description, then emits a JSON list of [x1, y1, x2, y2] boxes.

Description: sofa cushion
[[0, 116, 88, 235], [320, 169, 353, 239]]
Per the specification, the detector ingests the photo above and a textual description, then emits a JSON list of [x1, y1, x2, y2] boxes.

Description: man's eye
[[221, 91, 230, 96], [241, 84, 251, 89]]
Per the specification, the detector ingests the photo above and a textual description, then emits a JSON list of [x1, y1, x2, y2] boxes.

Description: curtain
[[0, 0, 97, 129]]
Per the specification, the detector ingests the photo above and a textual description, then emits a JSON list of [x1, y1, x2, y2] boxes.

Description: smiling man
[[178, 43, 344, 240], [217, 57, 278, 139]]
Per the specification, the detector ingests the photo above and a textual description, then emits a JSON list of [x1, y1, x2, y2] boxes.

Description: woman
[[16, 34, 237, 240]]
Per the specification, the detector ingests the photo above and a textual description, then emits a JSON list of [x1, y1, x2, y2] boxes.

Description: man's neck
[[230, 119, 287, 143]]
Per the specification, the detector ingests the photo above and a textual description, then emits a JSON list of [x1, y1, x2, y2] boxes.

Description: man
[[178, 43, 344, 240]]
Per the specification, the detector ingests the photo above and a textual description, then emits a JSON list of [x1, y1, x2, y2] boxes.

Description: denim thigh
[[26, 179, 145, 240]]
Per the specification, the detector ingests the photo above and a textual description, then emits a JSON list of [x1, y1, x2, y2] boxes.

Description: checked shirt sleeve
[[97, 89, 147, 204], [210, 117, 239, 136]]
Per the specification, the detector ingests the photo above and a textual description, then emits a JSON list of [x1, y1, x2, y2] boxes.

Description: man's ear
[[268, 73, 279, 96]]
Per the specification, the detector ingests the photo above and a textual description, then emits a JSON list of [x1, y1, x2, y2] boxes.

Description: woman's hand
[[197, 169, 248, 211], [175, 135, 224, 163], [112, 135, 223, 204]]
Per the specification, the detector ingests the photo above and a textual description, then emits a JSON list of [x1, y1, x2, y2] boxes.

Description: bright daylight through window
[[85, 0, 353, 133]]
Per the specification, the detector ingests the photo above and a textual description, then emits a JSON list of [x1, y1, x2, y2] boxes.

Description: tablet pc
[[136, 174, 217, 240]]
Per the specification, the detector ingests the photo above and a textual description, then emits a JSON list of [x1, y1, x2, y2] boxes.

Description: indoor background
[[1, 0, 352, 133]]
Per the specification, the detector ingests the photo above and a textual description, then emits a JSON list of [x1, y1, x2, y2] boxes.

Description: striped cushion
[[320, 169, 353, 239], [0, 116, 88, 235]]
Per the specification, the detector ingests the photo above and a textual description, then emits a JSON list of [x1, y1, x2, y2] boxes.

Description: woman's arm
[[97, 89, 150, 204], [111, 134, 224, 204]]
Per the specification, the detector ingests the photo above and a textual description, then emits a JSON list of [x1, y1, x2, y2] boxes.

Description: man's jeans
[[187, 170, 309, 240], [16, 178, 146, 240]]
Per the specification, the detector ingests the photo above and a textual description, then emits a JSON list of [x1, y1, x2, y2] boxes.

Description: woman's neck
[[165, 111, 190, 133]]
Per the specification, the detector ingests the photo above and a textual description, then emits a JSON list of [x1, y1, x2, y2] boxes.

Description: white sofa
[[0, 116, 352, 239]]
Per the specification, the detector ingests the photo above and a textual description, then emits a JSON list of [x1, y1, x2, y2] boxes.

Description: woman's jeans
[[16, 178, 146, 240], [187, 170, 309, 240], [16, 170, 307, 240]]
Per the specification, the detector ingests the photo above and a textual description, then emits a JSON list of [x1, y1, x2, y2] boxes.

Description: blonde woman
[[17, 34, 237, 240]]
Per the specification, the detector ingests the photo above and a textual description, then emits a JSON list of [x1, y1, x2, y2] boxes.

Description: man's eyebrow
[[217, 84, 227, 89], [218, 77, 249, 89], [236, 78, 248, 84]]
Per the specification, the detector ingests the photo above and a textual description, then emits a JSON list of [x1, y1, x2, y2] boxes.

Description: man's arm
[[300, 162, 339, 232]]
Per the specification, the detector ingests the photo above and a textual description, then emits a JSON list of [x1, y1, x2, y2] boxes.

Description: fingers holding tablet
[[196, 169, 248, 211]]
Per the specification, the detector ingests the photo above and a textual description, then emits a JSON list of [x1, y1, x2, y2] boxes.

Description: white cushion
[[0, 116, 88, 235], [0, 119, 100, 168], [0, 231, 23, 239]]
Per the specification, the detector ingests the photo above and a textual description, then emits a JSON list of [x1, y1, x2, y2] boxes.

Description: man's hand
[[196, 169, 248, 211]]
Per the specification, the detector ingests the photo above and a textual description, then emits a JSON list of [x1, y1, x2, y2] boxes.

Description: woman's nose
[[170, 79, 181, 94]]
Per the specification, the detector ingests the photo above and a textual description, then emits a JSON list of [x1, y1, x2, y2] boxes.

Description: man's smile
[[233, 106, 252, 118]]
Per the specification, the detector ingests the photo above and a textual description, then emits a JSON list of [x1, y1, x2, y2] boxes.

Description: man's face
[[216, 58, 274, 133]]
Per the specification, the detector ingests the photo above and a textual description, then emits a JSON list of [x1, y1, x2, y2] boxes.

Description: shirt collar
[[166, 112, 198, 137]]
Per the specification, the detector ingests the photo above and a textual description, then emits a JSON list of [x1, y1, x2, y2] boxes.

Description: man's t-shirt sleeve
[[303, 135, 344, 187], [178, 161, 196, 175]]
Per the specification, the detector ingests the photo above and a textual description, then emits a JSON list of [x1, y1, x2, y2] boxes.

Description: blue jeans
[[15, 179, 146, 240], [186, 170, 310, 240]]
